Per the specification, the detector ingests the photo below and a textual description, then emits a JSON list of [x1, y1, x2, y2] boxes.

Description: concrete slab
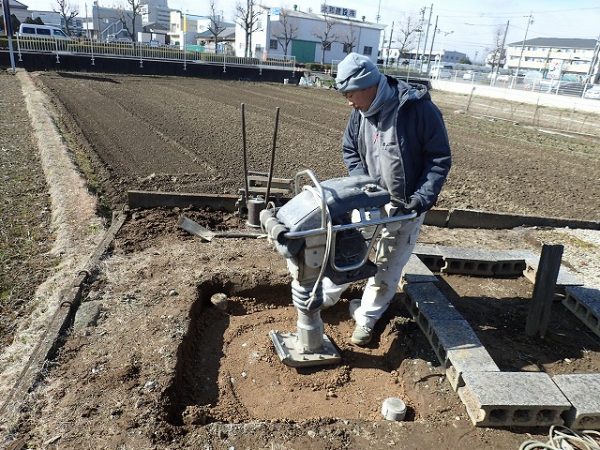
[[563, 286, 600, 338], [429, 320, 500, 390], [458, 372, 571, 427], [403, 254, 438, 284], [524, 257, 584, 286], [553, 374, 600, 430]]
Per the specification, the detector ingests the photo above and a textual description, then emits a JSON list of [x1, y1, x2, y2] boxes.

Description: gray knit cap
[[335, 53, 380, 92]]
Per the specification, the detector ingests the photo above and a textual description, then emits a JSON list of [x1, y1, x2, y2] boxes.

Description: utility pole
[[585, 34, 600, 85], [385, 21, 394, 67], [427, 15, 439, 74], [420, 3, 433, 73], [1, 0, 16, 73], [414, 7, 425, 71], [491, 19, 509, 85], [376, 0, 381, 23], [512, 13, 533, 88]]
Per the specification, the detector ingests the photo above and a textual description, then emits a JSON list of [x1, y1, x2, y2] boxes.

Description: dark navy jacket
[[342, 78, 451, 212]]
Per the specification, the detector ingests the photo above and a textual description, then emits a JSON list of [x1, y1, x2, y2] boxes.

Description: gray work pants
[[322, 213, 424, 329]]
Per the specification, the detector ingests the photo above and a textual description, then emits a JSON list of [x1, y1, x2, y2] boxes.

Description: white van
[[17, 24, 71, 40]]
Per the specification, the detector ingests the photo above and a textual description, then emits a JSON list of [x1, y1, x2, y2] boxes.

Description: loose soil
[[1, 71, 600, 449]]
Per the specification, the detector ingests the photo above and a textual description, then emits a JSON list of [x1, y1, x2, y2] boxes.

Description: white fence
[[8, 37, 296, 71]]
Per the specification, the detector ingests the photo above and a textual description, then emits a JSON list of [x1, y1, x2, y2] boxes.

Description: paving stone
[[524, 257, 583, 287], [404, 283, 463, 336], [458, 372, 571, 427], [429, 320, 499, 390], [553, 374, 600, 430], [402, 254, 438, 284], [563, 286, 600, 338]]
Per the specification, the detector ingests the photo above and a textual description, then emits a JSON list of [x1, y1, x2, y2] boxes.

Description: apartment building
[[506, 37, 600, 82]]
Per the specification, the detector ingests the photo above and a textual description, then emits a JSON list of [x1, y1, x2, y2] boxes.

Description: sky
[[18, 0, 600, 62]]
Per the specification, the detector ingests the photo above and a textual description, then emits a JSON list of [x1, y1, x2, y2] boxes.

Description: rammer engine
[[259, 170, 415, 367]]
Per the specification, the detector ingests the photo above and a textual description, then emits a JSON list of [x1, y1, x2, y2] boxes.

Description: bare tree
[[54, 0, 78, 35], [340, 22, 357, 55], [119, 0, 142, 43], [273, 9, 298, 56], [235, 0, 260, 58], [486, 26, 505, 74], [395, 15, 421, 64], [207, 0, 225, 54], [314, 13, 337, 65]]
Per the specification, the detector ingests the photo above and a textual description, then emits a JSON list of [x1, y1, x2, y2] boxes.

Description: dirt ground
[[1, 70, 600, 449]]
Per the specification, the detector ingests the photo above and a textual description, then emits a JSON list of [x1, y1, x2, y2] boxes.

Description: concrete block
[[458, 372, 571, 427], [423, 208, 449, 227], [524, 258, 584, 287], [447, 208, 600, 231], [563, 286, 600, 338], [404, 283, 463, 336], [412, 245, 445, 272], [442, 258, 495, 277], [415, 245, 529, 277], [403, 254, 438, 284], [429, 320, 500, 390], [553, 374, 600, 430]]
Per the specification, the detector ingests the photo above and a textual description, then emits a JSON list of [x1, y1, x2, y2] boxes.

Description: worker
[[323, 52, 452, 346]]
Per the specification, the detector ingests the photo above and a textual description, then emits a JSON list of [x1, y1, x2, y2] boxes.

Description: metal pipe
[[283, 211, 417, 239], [240, 103, 250, 203], [265, 107, 280, 202]]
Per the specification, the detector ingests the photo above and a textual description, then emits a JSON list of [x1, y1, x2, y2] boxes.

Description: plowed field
[[37, 72, 600, 220]]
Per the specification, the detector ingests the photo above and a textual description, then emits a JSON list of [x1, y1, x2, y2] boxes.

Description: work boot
[[351, 324, 373, 346]]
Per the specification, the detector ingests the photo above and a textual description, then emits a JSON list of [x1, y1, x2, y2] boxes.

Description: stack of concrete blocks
[[401, 246, 600, 428]]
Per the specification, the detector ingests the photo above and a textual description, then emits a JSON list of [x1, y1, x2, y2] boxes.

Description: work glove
[[398, 198, 423, 215]]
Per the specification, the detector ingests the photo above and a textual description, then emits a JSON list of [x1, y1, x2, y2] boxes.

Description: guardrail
[[4, 36, 296, 71]]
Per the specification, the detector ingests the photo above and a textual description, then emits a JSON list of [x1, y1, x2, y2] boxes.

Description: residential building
[[506, 37, 600, 83], [28, 10, 61, 27], [168, 11, 207, 49], [197, 23, 235, 54], [235, 5, 384, 64], [0, 0, 29, 24], [81, 2, 142, 41], [382, 47, 466, 66], [140, 0, 170, 30]]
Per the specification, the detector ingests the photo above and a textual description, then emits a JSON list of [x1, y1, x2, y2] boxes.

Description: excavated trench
[[163, 273, 424, 426]]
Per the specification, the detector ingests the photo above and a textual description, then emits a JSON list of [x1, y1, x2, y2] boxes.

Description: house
[[506, 37, 600, 83], [197, 24, 235, 54], [0, 0, 29, 24], [81, 2, 142, 41], [235, 5, 385, 64]]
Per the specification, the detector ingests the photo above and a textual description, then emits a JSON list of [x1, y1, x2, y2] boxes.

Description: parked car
[[551, 82, 585, 96], [583, 85, 600, 99], [462, 70, 486, 81], [431, 68, 452, 79], [17, 24, 71, 40]]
